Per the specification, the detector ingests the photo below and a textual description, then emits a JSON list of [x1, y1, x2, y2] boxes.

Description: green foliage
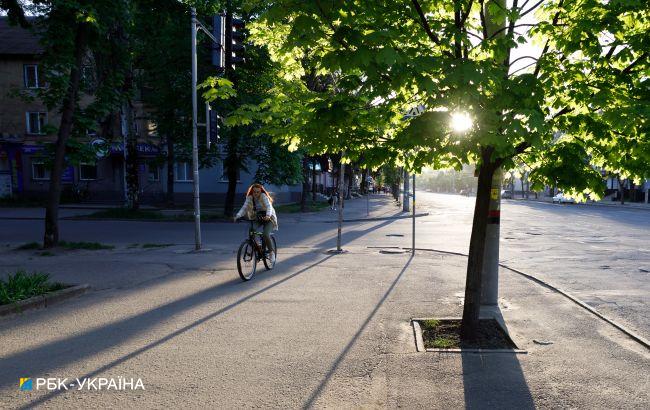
[[0, 270, 66, 305], [231, 0, 648, 200]]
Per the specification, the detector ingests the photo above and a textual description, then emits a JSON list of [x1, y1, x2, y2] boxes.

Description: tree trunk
[[166, 134, 175, 206], [300, 156, 309, 212], [43, 23, 88, 248], [461, 150, 498, 340]]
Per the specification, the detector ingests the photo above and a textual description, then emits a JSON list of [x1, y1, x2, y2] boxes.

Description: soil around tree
[[418, 318, 517, 350]]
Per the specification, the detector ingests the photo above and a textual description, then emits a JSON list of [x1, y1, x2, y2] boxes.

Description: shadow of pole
[[462, 306, 534, 409], [303, 255, 414, 409], [16, 254, 336, 409]]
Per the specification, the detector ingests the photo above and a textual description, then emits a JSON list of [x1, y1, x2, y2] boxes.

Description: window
[[148, 164, 160, 181], [175, 162, 192, 182], [79, 163, 97, 180], [26, 112, 47, 135], [32, 162, 50, 180], [24, 65, 40, 88]]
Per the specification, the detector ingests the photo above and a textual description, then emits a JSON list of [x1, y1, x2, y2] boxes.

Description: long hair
[[245, 183, 273, 203]]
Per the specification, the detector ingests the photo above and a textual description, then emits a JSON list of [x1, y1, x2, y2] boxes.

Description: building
[[0, 17, 301, 205]]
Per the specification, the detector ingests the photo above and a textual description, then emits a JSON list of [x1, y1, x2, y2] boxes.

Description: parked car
[[501, 190, 513, 199], [552, 193, 575, 204]]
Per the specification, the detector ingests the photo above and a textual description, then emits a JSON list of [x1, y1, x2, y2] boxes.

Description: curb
[[0, 284, 91, 317], [508, 198, 650, 212], [322, 212, 430, 223], [404, 247, 650, 350]]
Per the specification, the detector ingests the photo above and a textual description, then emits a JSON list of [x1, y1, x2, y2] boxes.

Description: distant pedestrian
[[329, 189, 339, 210]]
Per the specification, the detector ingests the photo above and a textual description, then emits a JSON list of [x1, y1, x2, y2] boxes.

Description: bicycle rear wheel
[[263, 236, 277, 270], [237, 240, 257, 281]]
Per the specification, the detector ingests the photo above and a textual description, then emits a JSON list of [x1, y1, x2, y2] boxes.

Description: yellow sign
[[491, 188, 499, 200]]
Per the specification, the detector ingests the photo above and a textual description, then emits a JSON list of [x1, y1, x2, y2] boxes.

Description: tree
[[232, 0, 648, 339], [27, 0, 130, 248]]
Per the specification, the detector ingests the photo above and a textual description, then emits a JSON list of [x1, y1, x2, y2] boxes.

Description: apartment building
[[0, 17, 302, 204]]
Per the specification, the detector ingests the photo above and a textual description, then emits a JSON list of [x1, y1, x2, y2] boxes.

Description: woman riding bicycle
[[233, 183, 278, 261]]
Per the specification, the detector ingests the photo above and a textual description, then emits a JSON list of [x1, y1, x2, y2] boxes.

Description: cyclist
[[233, 183, 277, 262]]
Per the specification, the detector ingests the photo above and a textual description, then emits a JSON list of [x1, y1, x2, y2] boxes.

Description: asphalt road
[[1, 193, 648, 339], [403, 192, 650, 339]]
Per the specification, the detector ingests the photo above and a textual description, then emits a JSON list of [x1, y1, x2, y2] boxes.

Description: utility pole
[[190, 8, 202, 251], [336, 151, 345, 252]]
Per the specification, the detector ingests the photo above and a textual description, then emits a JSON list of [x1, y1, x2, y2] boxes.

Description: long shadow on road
[[0, 216, 401, 406], [303, 255, 413, 408]]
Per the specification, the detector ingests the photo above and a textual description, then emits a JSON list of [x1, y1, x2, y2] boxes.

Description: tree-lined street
[[1, 195, 648, 408]]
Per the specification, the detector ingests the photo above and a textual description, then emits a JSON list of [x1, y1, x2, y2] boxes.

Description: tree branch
[[409, 0, 455, 58], [488, 23, 538, 40], [533, 0, 565, 77], [519, 0, 545, 18], [478, 0, 488, 40], [509, 55, 538, 66], [459, 0, 475, 27], [621, 52, 647, 75], [552, 106, 572, 119]]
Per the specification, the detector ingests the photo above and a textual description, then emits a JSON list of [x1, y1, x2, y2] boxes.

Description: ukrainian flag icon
[[20, 378, 32, 391]]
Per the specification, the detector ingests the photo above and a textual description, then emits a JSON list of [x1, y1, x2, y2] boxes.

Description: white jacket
[[235, 194, 278, 230]]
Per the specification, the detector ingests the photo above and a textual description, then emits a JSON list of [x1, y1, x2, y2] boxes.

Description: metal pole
[[205, 102, 210, 148], [412, 173, 415, 255], [191, 8, 202, 250], [366, 173, 369, 217], [336, 151, 345, 252]]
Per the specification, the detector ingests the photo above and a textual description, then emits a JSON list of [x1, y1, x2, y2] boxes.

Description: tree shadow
[[1, 216, 402, 408], [461, 307, 534, 409], [303, 255, 413, 408]]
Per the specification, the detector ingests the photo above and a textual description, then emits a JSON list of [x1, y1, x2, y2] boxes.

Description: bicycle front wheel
[[263, 236, 277, 270], [237, 240, 257, 281]]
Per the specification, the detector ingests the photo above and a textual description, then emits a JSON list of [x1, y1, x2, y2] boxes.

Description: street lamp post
[[191, 8, 202, 251]]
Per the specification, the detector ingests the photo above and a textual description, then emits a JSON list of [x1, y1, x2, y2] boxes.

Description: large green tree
[[228, 0, 648, 339]]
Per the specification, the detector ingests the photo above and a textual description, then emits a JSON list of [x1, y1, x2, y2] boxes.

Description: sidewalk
[[0, 243, 647, 408]]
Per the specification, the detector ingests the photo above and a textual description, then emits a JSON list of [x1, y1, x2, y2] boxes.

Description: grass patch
[[84, 208, 166, 220], [431, 337, 456, 349], [275, 200, 330, 213], [59, 241, 114, 250], [127, 243, 140, 249], [418, 319, 517, 350], [141, 243, 174, 249], [15, 242, 41, 251], [0, 270, 66, 305], [38, 251, 55, 257]]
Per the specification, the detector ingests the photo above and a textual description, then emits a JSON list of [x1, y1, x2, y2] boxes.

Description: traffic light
[[230, 17, 245, 67], [211, 14, 225, 69]]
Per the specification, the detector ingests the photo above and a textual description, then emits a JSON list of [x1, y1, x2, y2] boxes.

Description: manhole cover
[[379, 249, 407, 254]]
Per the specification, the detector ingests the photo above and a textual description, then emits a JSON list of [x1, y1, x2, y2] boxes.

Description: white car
[[552, 193, 575, 204]]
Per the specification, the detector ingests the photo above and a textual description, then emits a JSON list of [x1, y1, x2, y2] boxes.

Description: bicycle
[[236, 217, 277, 281]]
